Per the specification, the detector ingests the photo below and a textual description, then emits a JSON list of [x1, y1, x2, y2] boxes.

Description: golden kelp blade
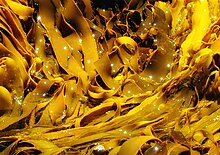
[[0, 0, 220, 154], [5, 0, 34, 20]]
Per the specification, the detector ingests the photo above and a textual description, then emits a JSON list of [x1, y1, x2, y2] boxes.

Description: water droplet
[[37, 16, 41, 22], [42, 93, 47, 97], [154, 146, 159, 151], [93, 145, 106, 155]]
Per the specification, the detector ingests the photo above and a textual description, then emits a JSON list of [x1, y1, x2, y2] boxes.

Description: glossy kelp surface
[[0, 0, 220, 154]]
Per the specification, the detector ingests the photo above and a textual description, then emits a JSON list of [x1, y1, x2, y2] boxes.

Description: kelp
[[0, 0, 220, 154]]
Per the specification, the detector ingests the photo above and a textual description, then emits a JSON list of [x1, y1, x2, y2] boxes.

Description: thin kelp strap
[[0, 0, 220, 154]]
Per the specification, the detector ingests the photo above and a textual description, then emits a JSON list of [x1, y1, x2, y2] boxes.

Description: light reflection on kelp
[[0, 0, 220, 154]]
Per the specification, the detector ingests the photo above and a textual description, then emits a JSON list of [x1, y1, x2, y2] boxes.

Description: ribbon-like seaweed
[[0, 0, 220, 154]]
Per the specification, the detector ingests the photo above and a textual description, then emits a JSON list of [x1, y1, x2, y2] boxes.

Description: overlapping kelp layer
[[0, 0, 220, 154]]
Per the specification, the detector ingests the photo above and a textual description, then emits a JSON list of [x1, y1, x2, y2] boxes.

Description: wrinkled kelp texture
[[0, 0, 220, 154]]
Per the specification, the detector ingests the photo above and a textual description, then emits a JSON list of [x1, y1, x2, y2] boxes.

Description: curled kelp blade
[[4, 0, 34, 20], [118, 136, 161, 155], [0, 86, 13, 111], [0, 0, 220, 154]]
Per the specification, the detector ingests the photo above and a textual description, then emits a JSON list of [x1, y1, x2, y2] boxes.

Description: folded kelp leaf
[[0, 0, 220, 154], [118, 136, 161, 155], [4, 0, 34, 20], [0, 86, 13, 111]]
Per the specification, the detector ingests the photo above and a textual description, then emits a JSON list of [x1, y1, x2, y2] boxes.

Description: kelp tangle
[[0, 0, 220, 154]]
